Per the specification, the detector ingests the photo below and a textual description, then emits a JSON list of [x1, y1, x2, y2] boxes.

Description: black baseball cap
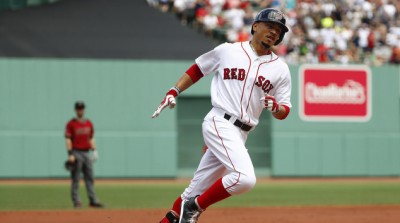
[[74, 101, 85, 109]]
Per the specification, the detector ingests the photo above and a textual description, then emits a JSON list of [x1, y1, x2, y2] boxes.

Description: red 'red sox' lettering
[[255, 76, 274, 93], [223, 68, 246, 81]]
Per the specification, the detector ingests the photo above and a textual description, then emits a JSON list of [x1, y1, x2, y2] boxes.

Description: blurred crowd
[[148, 0, 400, 65]]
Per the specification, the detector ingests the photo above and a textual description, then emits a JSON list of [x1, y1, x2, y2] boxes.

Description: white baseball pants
[[181, 107, 256, 199]]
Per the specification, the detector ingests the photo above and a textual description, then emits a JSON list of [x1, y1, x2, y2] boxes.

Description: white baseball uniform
[[181, 41, 292, 199]]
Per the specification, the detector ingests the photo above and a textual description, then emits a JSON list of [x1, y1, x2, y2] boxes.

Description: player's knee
[[225, 171, 256, 195], [237, 173, 256, 194]]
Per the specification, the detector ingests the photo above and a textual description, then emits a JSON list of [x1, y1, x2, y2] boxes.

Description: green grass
[[0, 181, 399, 210], [222, 182, 400, 207]]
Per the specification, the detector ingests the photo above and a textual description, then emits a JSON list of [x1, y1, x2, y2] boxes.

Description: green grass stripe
[[0, 181, 399, 210], [219, 182, 400, 207]]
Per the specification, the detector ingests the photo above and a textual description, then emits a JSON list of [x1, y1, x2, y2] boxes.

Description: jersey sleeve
[[195, 43, 226, 76], [65, 120, 73, 138], [274, 64, 292, 108], [88, 120, 94, 138]]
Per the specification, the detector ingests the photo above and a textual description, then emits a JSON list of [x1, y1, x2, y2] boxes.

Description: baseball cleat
[[160, 211, 179, 223], [73, 201, 82, 208], [179, 196, 203, 223], [89, 202, 105, 208]]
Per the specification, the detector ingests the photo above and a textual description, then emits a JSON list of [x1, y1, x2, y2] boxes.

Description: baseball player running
[[153, 8, 292, 223], [65, 101, 104, 208]]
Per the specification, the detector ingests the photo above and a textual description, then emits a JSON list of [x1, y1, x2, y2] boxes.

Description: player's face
[[75, 108, 85, 118], [252, 21, 282, 48]]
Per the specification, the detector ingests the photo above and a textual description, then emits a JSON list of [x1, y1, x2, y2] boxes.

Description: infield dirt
[[1, 205, 400, 223]]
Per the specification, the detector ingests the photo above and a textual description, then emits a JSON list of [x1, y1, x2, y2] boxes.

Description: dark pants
[[71, 149, 97, 204]]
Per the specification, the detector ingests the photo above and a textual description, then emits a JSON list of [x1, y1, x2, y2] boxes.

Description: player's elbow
[[185, 64, 204, 84], [274, 105, 290, 120], [274, 113, 289, 120]]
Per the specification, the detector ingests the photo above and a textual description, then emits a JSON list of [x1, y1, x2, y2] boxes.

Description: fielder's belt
[[224, 113, 252, 132]]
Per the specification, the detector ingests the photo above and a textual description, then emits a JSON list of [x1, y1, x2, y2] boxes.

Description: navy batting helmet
[[251, 8, 289, 45]]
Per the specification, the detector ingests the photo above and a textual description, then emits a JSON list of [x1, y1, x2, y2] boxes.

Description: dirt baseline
[[1, 206, 400, 223]]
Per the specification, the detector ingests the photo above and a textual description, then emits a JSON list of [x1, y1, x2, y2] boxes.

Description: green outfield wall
[[0, 58, 182, 178], [272, 65, 400, 176], [0, 58, 399, 178]]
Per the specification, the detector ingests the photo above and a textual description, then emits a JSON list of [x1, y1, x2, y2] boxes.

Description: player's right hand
[[152, 94, 176, 118], [260, 94, 279, 113], [68, 155, 76, 163]]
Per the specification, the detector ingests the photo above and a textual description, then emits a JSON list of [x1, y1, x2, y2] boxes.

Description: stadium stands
[[150, 0, 400, 65]]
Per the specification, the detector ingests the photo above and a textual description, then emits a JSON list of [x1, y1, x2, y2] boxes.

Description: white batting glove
[[91, 150, 99, 162], [152, 87, 180, 118], [260, 94, 279, 113]]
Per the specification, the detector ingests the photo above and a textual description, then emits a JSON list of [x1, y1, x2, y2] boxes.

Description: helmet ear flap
[[274, 32, 285, 45], [251, 22, 257, 35]]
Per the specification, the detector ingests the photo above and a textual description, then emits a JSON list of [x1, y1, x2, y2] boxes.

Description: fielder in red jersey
[[65, 101, 104, 208], [65, 117, 94, 150]]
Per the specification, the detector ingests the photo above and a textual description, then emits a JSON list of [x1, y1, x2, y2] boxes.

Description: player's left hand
[[152, 94, 177, 118], [260, 94, 279, 113], [91, 150, 99, 162]]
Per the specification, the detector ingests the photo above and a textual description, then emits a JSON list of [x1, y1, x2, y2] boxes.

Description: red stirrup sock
[[160, 196, 182, 223], [171, 196, 183, 215], [196, 178, 231, 209]]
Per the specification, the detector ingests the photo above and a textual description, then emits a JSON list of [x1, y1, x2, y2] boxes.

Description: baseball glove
[[64, 160, 77, 172]]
